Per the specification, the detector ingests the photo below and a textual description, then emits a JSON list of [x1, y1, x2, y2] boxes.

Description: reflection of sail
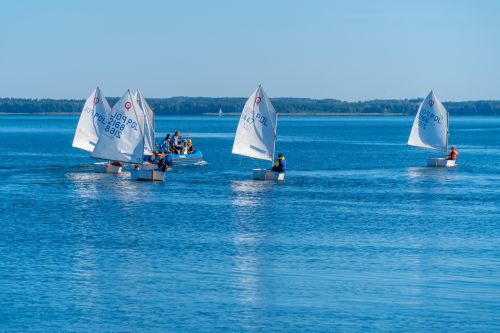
[[65, 172, 100, 200], [230, 180, 272, 329], [230, 180, 274, 207]]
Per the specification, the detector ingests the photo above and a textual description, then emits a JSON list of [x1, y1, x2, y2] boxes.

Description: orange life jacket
[[449, 150, 458, 160]]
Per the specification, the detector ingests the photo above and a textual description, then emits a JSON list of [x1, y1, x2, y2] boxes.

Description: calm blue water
[[0, 115, 499, 332]]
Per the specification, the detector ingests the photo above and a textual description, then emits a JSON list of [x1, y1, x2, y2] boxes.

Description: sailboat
[[218, 108, 223, 117], [408, 90, 456, 167], [232, 84, 284, 180], [130, 90, 166, 181], [72, 87, 120, 173], [91, 90, 162, 179]]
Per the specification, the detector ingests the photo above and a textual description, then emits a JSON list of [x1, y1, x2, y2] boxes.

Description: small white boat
[[94, 162, 123, 173], [130, 168, 165, 181], [427, 158, 456, 168], [408, 90, 456, 168], [218, 108, 223, 117], [232, 84, 284, 181], [91, 90, 150, 175], [253, 169, 285, 181]]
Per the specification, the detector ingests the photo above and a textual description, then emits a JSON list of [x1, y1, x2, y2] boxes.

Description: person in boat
[[172, 130, 184, 154], [186, 139, 194, 154], [271, 153, 286, 173], [159, 134, 172, 153], [158, 154, 173, 172], [148, 150, 163, 164], [446, 146, 458, 160]]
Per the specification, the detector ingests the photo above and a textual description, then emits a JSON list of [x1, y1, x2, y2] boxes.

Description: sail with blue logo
[[91, 90, 146, 163], [408, 90, 449, 152], [232, 85, 278, 162], [72, 87, 111, 152]]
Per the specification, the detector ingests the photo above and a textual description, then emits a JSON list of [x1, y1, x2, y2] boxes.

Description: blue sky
[[0, 0, 499, 101]]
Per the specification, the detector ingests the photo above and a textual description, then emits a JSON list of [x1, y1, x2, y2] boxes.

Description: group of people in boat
[[158, 130, 195, 155]]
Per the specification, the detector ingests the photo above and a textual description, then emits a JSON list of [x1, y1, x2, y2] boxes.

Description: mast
[[446, 108, 449, 154]]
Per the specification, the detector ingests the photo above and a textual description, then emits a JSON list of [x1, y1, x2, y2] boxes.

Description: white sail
[[232, 85, 278, 162], [91, 90, 146, 163], [72, 87, 111, 152], [134, 90, 155, 155], [219, 108, 222, 117], [408, 91, 449, 152]]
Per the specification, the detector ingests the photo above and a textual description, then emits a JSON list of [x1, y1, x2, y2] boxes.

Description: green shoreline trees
[[1, 97, 499, 115]]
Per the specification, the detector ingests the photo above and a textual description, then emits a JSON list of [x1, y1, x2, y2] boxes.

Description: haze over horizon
[[1, 0, 499, 102]]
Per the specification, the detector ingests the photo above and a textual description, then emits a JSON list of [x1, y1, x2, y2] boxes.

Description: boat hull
[[252, 169, 285, 181], [171, 151, 203, 165], [94, 162, 123, 173], [130, 169, 166, 181], [427, 158, 456, 167]]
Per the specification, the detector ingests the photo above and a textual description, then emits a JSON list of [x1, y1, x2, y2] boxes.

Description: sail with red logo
[[232, 84, 278, 161], [91, 90, 146, 164], [72, 87, 111, 152], [408, 90, 455, 167], [232, 84, 283, 180], [408, 90, 449, 152]]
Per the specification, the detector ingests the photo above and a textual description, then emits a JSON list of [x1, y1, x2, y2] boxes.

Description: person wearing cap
[[271, 153, 286, 173], [446, 146, 458, 160]]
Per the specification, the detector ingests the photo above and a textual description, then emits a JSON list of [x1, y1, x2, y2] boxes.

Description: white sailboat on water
[[218, 108, 223, 117], [72, 87, 121, 173], [408, 90, 456, 167], [73, 87, 111, 152], [91, 90, 151, 175], [232, 84, 284, 180], [130, 90, 166, 181]]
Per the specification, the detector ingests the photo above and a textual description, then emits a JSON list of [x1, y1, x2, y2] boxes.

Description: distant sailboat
[[218, 108, 223, 117], [408, 90, 455, 167], [72, 87, 111, 152], [232, 84, 284, 180], [91, 90, 148, 174]]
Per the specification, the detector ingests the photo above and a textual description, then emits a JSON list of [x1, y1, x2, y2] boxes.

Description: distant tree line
[[0, 97, 499, 115]]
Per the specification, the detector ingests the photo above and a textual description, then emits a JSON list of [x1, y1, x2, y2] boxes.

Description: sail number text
[[104, 112, 139, 139], [241, 112, 268, 130], [418, 108, 442, 129]]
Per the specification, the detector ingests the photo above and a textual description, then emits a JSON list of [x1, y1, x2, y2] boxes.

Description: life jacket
[[274, 158, 286, 172], [450, 150, 458, 160]]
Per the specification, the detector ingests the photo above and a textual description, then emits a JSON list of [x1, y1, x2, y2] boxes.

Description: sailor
[[159, 134, 172, 153], [447, 146, 458, 160], [271, 153, 286, 173], [186, 139, 194, 154], [172, 130, 184, 154]]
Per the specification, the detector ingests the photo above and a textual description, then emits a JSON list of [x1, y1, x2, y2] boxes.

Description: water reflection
[[406, 166, 458, 183], [230, 180, 273, 207], [230, 180, 271, 330]]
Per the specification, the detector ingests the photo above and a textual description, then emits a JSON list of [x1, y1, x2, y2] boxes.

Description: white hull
[[94, 162, 123, 173], [427, 158, 456, 168], [130, 169, 166, 182], [252, 169, 285, 181]]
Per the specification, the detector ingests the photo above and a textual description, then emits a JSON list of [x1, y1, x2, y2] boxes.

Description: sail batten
[[72, 87, 111, 152], [232, 85, 278, 162], [91, 90, 146, 163], [408, 91, 448, 153]]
